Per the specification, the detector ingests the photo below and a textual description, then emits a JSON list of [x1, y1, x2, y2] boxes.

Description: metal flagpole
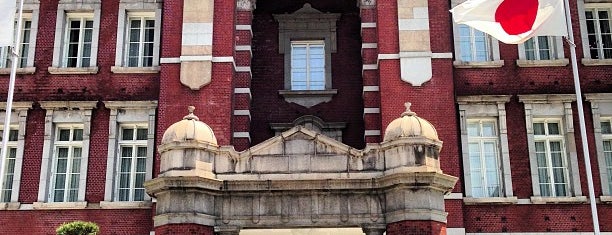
[[0, 0, 25, 202], [562, 0, 600, 233]]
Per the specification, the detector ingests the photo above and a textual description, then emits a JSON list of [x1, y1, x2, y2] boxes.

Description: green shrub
[[56, 221, 99, 235]]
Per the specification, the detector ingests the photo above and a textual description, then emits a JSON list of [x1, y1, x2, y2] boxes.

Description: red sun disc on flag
[[495, 0, 539, 35]]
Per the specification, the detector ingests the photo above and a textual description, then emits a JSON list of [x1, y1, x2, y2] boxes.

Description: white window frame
[[112, 0, 162, 73], [517, 36, 568, 67], [62, 13, 94, 68], [0, 3, 39, 74], [578, 2, 612, 65], [116, 124, 148, 201], [49, 0, 101, 73], [35, 101, 95, 208], [290, 40, 326, 91], [458, 96, 515, 204], [50, 124, 84, 202], [451, 0, 502, 68], [532, 118, 571, 197], [0, 102, 30, 208], [102, 101, 156, 208], [585, 93, 612, 201], [520, 94, 584, 202], [0, 126, 19, 203]]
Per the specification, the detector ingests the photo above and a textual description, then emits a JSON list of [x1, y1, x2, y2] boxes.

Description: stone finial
[[183, 106, 200, 121], [401, 102, 416, 117]]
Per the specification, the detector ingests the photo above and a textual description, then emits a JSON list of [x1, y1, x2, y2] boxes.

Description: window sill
[[99, 201, 152, 209], [0, 67, 36, 75], [530, 196, 587, 204], [516, 59, 569, 67], [48, 66, 99, 75], [278, 89, 337, 108], [0, 202, 21, 210], [32, 201, 88, 210], [581, 58, 612, 66], [600, 196, 612, 203], [110, 66, 160, 74], [463, 196, 518, 205], [453, 60, 504, 68]]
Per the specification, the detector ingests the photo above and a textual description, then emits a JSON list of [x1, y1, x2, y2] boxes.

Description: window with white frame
[[0, 128, 18, 202], [51, 125, 84, 202], [36, 101, 95, 207], [585, 7, 612, 59], [520, 94, 582, 200], [63, 14, 94, 68], [0, 18, 32, 69], [467, 119, 502, 197], [458, 96, 515, 201], [291, 41, 325, 91], [125, 13, 155, 67], [602, 118, 612, 194], [50, 1, 101, 71], [117, 124, 148, 201], [102, 101, 156, 206], [533, 119, 570, 197], [457, 25, 493, 62]]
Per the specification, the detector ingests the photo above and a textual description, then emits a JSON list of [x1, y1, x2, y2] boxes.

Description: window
[[125, 16, 155, 67], [467, 120, 502, 197], [117, 125, 148, 201], [458, 25, 492, 62], [524, 36, 555, 60], [458, 96, 515, 202], [520, 94, 583, 201], [0, 128, 18, 202], [0, 19, 31, 69], [112, 1, 162, 73], [585, 7, 612, 59], [64, 14, 93, 68], [102, 101, 156, 207], [533, 120, 569, 197], [291, 41, 325, 91], [602, 118, 612, 194], [51, 125, 83, 202], [36, 101, 95, 207], [517, 36, 567, 66], [50, 1, 101, 73]]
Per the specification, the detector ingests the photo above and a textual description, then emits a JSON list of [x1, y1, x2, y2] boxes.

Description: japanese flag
[[450, 0, 568, 44], [0, 0, 17, 46]]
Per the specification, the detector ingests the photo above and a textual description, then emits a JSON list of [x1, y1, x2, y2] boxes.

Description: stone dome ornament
[[383, 102, 439, 141], [161, 106, 218, 146]]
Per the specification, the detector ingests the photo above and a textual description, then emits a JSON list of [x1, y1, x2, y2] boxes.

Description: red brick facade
[[0, 0, 610, 234]]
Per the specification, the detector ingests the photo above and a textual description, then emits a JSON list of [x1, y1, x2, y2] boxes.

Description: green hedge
[[56, 221, 99, 235]]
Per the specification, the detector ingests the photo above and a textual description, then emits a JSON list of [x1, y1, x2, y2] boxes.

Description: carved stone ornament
[[236, 0, 255, 11]]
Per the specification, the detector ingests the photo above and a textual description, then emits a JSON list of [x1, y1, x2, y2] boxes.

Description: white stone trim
[[160, 57, 180, 64], [457, 95, 514, 198], [51, 1, 101, 68], [233, 110, 250, 116], [362, 43, 377, 49], [364, 130, 381, 136], [431, 52, 453, 59], [363, 64, 378, 70], [180, 55, 212, 62], [103, 101, 157, 202], [444, 192, 464, 200], [212, 56, 235, 63], [114, 2, 162, 67], [519, 94, 582, 197], [361, 22, 377, 28], [378, 53, 400, 60], [585, 93, 612, 196], [363, 86, 379, 92], [398, 18, 429, 31], [447, 228, 466, 235], [516, 59, 570, 67], [466, 232, 612, 235], [236, 24, 252, 31], [530, 196, 588, 204], [582, 58, 612, 66], [32, 202, 88, 210], [234, 88, 251, 94], [233, 132, 251, 140], [37, 101, 97, 202], [19, 3, 40, 68], [0, 102, 32, 203], [99, 201, 152, 209], [181, 23, 213, 46], [363, 108, 380, 114], [235, 45, 251, 51], [235, 66, 251, 72]]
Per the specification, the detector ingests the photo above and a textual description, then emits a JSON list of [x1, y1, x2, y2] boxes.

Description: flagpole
[[0, 0, 25, 202], [562, 0, 600, 233]]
